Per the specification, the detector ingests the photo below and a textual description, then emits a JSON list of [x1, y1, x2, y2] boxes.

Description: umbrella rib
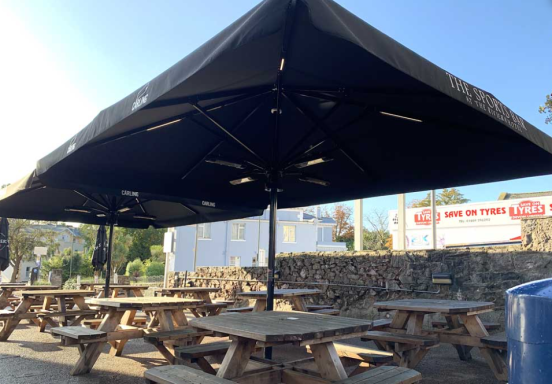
[[181, 95, 270, 180], [192, 103, 268, 167], [180, 203, 198, 215], [282, 93, 367, 173], [280, 95, 344, 165], [73, 190, 109, 211], [86, 90, 270, 150]]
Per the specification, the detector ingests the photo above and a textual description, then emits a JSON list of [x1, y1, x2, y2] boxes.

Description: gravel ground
[[0, 321, 501, 384]]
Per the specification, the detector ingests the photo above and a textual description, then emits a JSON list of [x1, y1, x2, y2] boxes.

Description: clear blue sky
[[1, 0, 551, 221]]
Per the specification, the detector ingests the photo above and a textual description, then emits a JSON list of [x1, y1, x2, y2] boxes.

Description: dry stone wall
[[169, 245, 552, 327]]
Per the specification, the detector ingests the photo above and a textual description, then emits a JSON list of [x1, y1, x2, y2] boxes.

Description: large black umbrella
[[0, 218, 9, 272], [91, 225, 108, 271], [33, 0, 552, 315], [0, 171, 262, 296]]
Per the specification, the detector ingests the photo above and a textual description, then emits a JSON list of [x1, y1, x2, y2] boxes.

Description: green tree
[[79, 248, 95, 277], [8, 220, 55, 282], [125, 259, 144, 279], [150, 245, 165, 263], [539, 93, 552, 124], [120, 227, 164, 262], [145, 261, 165, 276], [111, 231, 132, 275], [409, 188, 469, 208]]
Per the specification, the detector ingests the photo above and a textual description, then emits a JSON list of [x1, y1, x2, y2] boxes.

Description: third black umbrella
[[0, 218, 9, 272], [91, 225, 108, 271], [32, 0, 552, 323]]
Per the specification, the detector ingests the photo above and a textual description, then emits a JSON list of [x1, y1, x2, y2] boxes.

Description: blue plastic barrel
[[506, 278, 552, 383]]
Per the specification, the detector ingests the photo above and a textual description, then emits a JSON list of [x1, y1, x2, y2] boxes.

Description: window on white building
[[283, 225, 296, 243], [231, 223, 246, 241], [229, 256, 241, 267], [258, 249, 267, 267], [197, 223, 211, 239]]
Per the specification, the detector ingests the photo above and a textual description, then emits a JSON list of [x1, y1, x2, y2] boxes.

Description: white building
[[169, 208, 347, 271]]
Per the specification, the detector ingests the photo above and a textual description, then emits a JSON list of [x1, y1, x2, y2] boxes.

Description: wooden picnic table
[[91, 284, 149, 298], [190, 310, 373, 381], [157, 287, 221, 303], [0, 289, 95, 340], [373, 299, 507, 381], [0, 285, 59, 308], [70, 296, 205, 375], [237, 288, 321, 312]]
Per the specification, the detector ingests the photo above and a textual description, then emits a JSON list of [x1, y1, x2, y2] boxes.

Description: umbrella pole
[[264, 182, 278, 360], [104, 219, 115, 299]]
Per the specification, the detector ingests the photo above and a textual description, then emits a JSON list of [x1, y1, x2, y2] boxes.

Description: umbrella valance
[[0, 171, 262, 229]]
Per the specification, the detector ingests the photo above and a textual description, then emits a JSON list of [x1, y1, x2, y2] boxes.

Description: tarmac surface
[[0, 320, 502, 384]]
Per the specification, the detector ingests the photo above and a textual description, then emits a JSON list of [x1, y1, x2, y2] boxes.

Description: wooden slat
[[237, 289, 320, 298], [144, 328, 212, 343], [159, 287, 221, 293], [361, 331, 439, 347], [481, 333, 507, 350], [336, 366, 422, 384], [308, 343, 393, 363], [21, 290, 93, 297], [37, 309, 97, 318], [51, 326, 106, 340], [87, 297, 203, 309], [374, 299, 494, 314], [176, 341, 232, 358], [226, 307, 254, 313], [145, 365, 234, 384]]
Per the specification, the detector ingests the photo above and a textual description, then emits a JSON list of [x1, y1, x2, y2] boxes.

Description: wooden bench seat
[[481, 333, 507, 350], [144, 328, 212, 346], [226, 306, 254, 313], [432, 320, 500, 331], [361, 331, 439, 348], [307, 343, 393, 365], [0, 310, 14, 319], [372, 319, 392, 330], [37, 309, 97, 318], [336, 366, 422, 384], [306, 304, 334, 311], [214, 300, 235, 306], [83, 316, 147, 329], [51, 326, 107, 344], [145, 365, 233, 384], [312, 308, 340, 316]]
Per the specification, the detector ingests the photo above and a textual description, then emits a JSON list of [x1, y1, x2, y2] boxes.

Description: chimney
[[316, 206, 321, 219]]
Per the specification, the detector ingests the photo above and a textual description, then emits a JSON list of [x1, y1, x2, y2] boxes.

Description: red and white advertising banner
[[389, 197, 552, 249]]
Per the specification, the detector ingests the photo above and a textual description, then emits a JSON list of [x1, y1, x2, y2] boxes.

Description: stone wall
[[169, 245, 552, 327], [522, 216, 552, 251]]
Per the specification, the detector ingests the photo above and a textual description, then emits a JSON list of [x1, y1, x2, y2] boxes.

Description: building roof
[[28, 224, 83, 238], [498, 191, 552, 200], [300, 212, 336, 224]]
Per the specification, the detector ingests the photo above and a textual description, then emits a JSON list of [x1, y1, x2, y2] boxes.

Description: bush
[[145, 261, 165, 277], [125, 259, 144, 278], [63, 278, 78, 290]]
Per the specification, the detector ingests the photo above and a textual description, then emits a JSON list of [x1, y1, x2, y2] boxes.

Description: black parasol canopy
[[0, 171, 262, 296], [31, 0, 552, 335], [0, 218, 9, 272], [91, 225, 108, 271]]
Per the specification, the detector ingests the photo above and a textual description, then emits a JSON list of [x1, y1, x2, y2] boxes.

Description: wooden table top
[[237, 289, 321, 298], [86, 297, 204, 309], [21, 289, 93, 297], [158, 287, 221, 293], [374, 299, 495, 314], [190, 311, 372, 343], [93, 285, 150, 289], [1, 285, 59, 290]]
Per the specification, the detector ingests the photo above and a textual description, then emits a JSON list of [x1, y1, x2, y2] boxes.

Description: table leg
[[445, 315, 473, 361], [291, 296, 308, 312], [310, 342, 348, 381], [390, 311, 411, 329], [57, 297, 68, 326], [459, 314, 508, 381], [0, 288, 13, 309], [0, 297, 33, 341], [132, 288, 144, 298], [111, 288, 120, 298], [198, 292, 213, 304], [217, 337, 257, 379], [253, 299, 267, 312], [71, 308, 124, 376], [109, 310, 136, 357]]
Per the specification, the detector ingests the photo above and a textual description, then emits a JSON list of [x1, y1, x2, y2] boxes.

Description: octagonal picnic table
[[237, 288, 321, 312], [90, 284, 149, 298], [372, 299, 507, 381], [190, 311, 374, 381], [0, 289, 95, 340], [69, 296, 205, 375], [156, 287, 225, 317]]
